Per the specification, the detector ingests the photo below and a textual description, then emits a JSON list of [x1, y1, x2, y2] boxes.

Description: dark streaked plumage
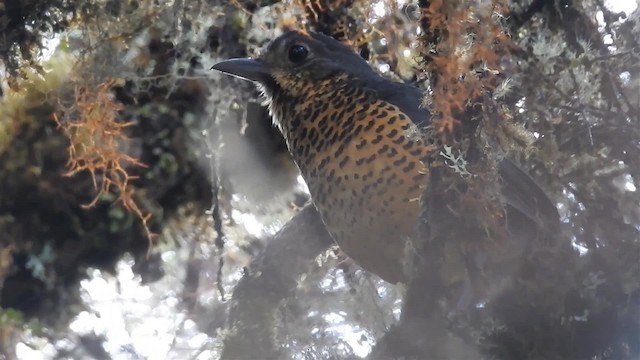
[[212, 31, 559, 284]]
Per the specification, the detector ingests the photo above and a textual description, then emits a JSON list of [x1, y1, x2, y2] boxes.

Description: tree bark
[[221, 204, 334, 360]]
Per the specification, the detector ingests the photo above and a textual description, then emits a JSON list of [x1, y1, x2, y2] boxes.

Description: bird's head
[[212, 30, 379, 100]]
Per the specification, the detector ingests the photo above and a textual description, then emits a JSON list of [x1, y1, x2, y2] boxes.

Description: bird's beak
[[211, 58, 271, 82]]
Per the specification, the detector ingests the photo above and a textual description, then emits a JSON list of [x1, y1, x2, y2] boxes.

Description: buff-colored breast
[[273, 77, 429, 283]]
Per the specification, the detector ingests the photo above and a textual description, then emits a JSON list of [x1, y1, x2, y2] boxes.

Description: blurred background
[[0, 0, 639, 359]]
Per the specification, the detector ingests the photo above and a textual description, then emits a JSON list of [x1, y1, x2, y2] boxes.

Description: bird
[[212, 30, 559, 284]]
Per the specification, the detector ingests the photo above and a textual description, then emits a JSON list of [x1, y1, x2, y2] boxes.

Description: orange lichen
[[229, 0, 254, 16], [420, 0, 511, 138], [53, 80, 155, 250]]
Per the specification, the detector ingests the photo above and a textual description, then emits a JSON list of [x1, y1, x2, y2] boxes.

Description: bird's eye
[[288, 44, 309, 64]]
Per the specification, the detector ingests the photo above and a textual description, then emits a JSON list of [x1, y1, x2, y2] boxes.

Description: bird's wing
[[377, 81, 560, 231], [497, 158, 560, 230], [377, 81, 431, 128]]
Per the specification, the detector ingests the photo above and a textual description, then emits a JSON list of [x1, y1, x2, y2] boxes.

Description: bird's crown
[[259, 31, 376, 80], [212, 31, 383, 98]]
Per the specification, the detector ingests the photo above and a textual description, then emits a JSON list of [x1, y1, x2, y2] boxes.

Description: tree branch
[[221, 204, 333, 360]]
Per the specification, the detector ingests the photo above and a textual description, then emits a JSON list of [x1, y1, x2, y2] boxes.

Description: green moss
[[0, 52, 74, 155]]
